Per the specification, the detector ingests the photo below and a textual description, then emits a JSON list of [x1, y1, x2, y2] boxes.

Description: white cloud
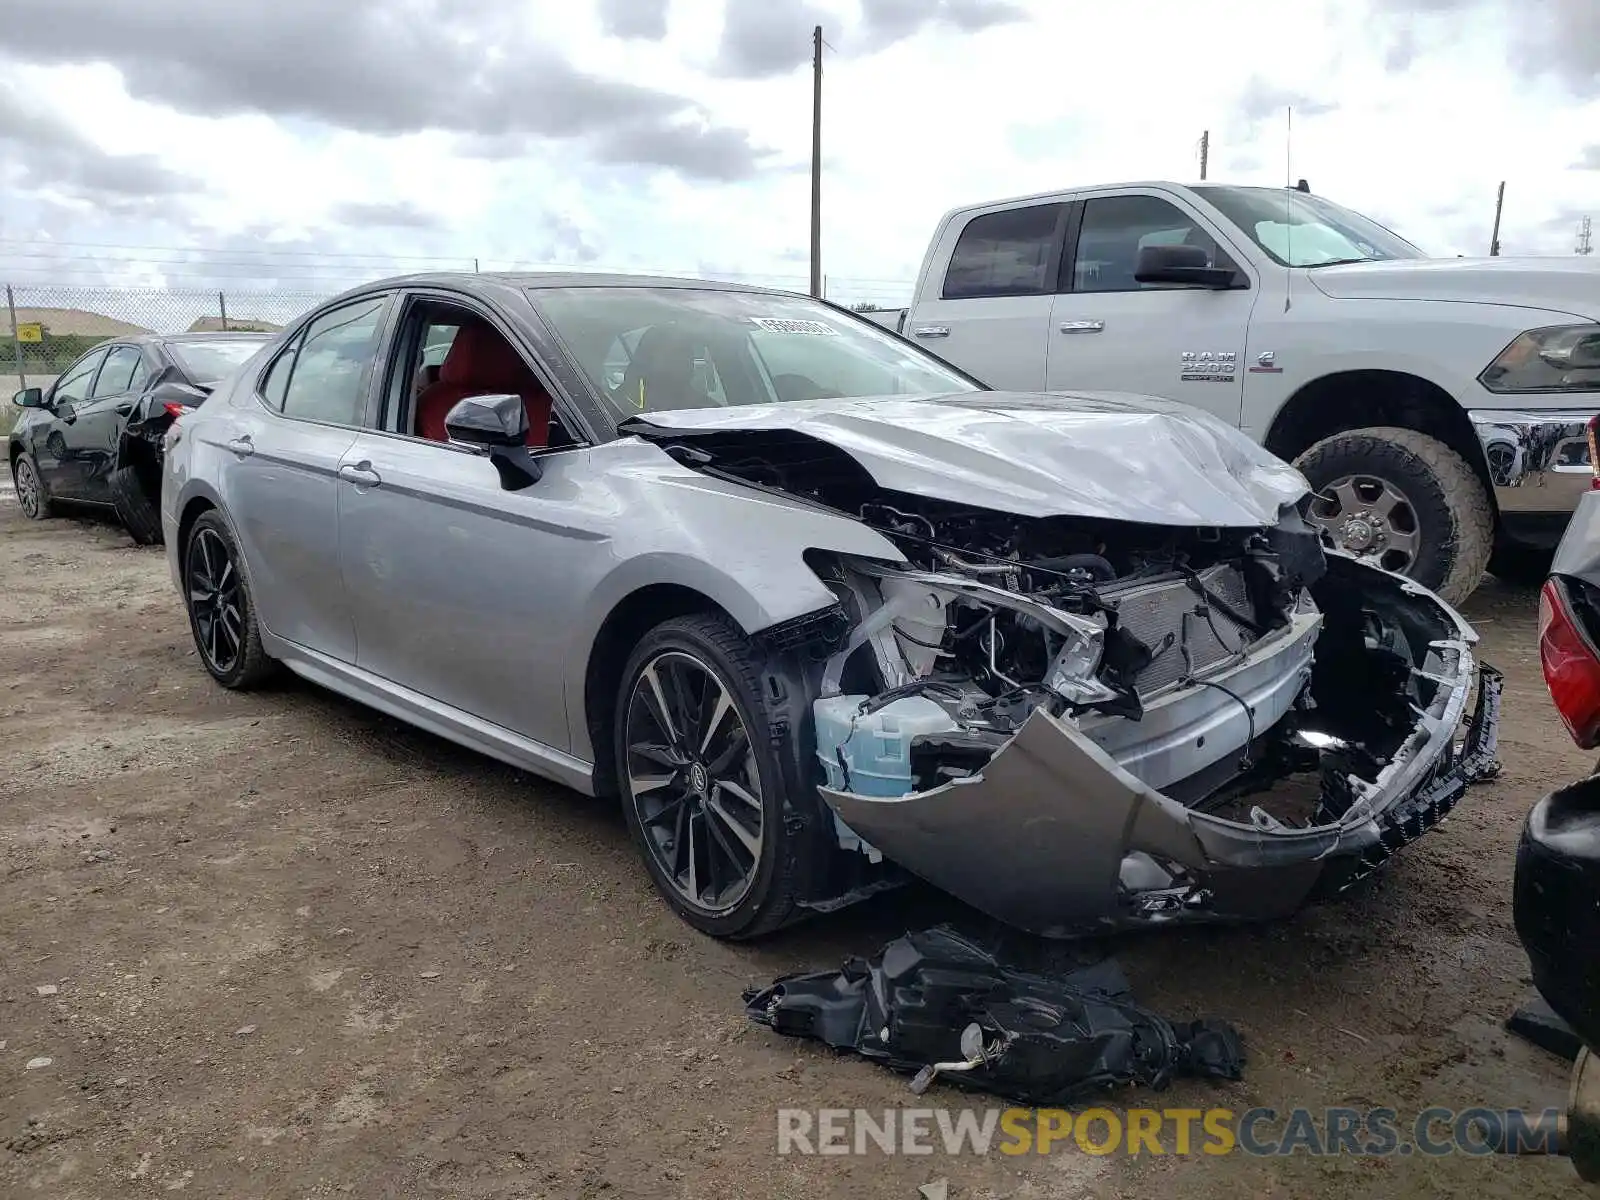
[[1, 0, 1597, 306]]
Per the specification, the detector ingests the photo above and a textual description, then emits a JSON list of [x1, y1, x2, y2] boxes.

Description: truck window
[[1072, 195, 1236, 293], [941, 203, 1065, 300]]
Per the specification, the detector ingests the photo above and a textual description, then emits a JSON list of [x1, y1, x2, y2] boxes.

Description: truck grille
[[1105, 565, 1257, 698]]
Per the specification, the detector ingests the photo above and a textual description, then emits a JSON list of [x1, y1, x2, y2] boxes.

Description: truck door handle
[[225, 435, 254, 457], [338, 462, 382, 487], [912, 325, 950, 338], [1058, 320, 1105, 334]]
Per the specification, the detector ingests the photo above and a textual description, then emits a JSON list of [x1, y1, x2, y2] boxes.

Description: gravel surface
[[0, 500, 1590, 1198]]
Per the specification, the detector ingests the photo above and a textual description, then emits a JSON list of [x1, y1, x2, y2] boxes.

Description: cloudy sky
[[0, 0, 1596, 308]]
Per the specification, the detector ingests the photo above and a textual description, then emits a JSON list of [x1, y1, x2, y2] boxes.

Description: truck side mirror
[[1133, 244, 1238, 289]]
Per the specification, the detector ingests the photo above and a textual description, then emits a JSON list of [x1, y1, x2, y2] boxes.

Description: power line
[[1579, 216, 1593, 256]]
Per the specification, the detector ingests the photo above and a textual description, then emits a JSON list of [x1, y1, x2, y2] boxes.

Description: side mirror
[[442, 392, 541, 490], [12, 387, 43, 409], [443, 393, 528, 448], [1133, 244, 1238, 289]]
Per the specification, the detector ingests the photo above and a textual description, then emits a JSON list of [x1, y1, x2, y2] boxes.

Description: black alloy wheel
[[626, 648, 766, 915], [615, 614, 817, 939], [183, 511, 274, 689]]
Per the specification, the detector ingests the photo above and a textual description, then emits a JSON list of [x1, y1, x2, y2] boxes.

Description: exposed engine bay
[[645, 421, 1502, 936], [772, 468, 1406, 802]]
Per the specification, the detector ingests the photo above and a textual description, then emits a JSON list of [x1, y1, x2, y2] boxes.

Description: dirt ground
[[1, 497, 1593, 1199]]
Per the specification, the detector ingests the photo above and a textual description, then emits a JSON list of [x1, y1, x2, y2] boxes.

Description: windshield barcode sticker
[[751, 317, 840, 336]]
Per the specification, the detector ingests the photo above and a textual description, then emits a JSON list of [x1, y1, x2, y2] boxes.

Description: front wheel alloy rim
[[14, 459, 40, 518], [625, 650, 764, 915], [1306, 473, 1422, 574], [187, 528, 244, 674]]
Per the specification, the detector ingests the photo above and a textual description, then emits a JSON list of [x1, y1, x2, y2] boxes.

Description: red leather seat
[[414, 323, 551, 446]]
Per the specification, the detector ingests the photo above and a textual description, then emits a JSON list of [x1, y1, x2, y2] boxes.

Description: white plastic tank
[[813, 694, 959, 796]]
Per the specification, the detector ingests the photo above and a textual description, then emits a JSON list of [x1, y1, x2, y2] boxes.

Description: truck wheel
[[1295, 426, 1493, 607], [109, 464, 164, 546]]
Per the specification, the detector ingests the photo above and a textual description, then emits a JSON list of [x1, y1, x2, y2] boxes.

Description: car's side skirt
[[263, 632, 598, 796]]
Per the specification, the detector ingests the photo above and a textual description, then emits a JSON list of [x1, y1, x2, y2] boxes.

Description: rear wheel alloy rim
[[187, 529, 244, 674], [14, 459, 40, 518], [1306, 473, 1422, 574], [625, 651, 764, 915]]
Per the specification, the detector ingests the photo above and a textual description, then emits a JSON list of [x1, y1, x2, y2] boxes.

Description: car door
[[75, 344, 149, 500], [335, 294, 601, 752], [902, 202, 1067, 392], [211, 294, 392, 664], [34, 347, 109, 498], [1046, 191, 1260, 426]]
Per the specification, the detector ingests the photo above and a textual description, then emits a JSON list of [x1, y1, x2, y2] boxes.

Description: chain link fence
[[1, 274, 913, 409]]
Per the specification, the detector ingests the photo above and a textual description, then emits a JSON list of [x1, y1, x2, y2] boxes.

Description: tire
[[109, 463, 163, 546], [11, 452, 53, 521], [615, 613, 814, 940], [1488, 541, 1555, 588], [1295, 426, 1494, 607], [183, 510, 275, 689]]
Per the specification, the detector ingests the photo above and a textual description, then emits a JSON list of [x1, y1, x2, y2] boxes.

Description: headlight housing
[[1480, 325, 1600, 394]]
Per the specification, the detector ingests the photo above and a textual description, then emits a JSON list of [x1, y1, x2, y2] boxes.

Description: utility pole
[[809, 25, 823, 298], [1490, 181, 1505, 257], [1199, 130, 1209, 181], [1579, 216, 1594, 256]]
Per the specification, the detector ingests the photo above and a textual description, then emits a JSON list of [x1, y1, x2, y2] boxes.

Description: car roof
[[337, 270, 800, 297], [104, 331, 274, 347]]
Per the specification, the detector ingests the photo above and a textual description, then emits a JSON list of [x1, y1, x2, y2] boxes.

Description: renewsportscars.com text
[[776, 1106, 1562, 1157]]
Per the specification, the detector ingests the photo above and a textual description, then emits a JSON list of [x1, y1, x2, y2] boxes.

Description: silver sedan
[[162, 273, 1499, 940]]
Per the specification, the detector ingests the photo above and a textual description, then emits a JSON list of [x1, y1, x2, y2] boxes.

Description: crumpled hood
[[621, 390, 1310, 527], [1306, 257, 1600, 320]]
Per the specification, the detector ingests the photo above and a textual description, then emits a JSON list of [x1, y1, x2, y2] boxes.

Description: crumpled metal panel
[[623, 390, 1309, 527]]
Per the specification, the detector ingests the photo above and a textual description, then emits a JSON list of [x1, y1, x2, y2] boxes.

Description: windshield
[[1192, 186, 1426, 267], [167, 338, 269, 385], [529, 287, 980, 417]]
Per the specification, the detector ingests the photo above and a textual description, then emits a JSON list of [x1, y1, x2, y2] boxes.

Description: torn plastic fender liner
[[818, 643, 1498, 939], [744, 926, 1244, 1104]]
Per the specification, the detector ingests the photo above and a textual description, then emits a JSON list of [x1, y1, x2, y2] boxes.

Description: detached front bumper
[[1470, 408, 1598, 545], [818, 578, 1502, 939]]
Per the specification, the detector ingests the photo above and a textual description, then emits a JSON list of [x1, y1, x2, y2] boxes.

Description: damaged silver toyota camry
[[164, 274, 1500, 941]]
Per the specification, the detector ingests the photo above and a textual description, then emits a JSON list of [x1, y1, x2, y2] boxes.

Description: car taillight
[[163, 402, 193, 420], [1588, 413, 1600, 491], [1541, 577, 1600, 748]]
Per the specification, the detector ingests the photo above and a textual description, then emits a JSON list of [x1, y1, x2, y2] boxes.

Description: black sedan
[[8, 332, 269, 543]]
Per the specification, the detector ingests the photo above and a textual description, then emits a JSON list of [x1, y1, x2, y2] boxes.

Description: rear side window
[[278, 297, 388, 426], [91, 345, 147, 398], [258, 336, 300, 411], [941, 203, 1064, 299]]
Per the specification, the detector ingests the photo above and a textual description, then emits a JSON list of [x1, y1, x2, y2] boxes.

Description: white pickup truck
[[863, 182, 1600, 603]]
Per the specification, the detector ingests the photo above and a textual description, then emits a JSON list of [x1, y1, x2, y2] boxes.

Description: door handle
[[912, 325, 950, 338], [338, 462, 382, 487], [225, 435, 254, 457], [115, 402, 135, 416], [1058, 320, 1105, 334]]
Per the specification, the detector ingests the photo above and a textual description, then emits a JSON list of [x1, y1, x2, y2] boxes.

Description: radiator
[[1104, 565, 1258, 698]]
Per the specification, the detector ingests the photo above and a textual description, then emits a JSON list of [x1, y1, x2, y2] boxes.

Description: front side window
[[278, 297, 388, 426], [91, 346, 147, 398], [50, 348, 108, 406], [942, 203, 1064, 299], [532, 287, 980, 419], [1192, 185, 1426, 267], [1072, 195, 1237, 293]]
